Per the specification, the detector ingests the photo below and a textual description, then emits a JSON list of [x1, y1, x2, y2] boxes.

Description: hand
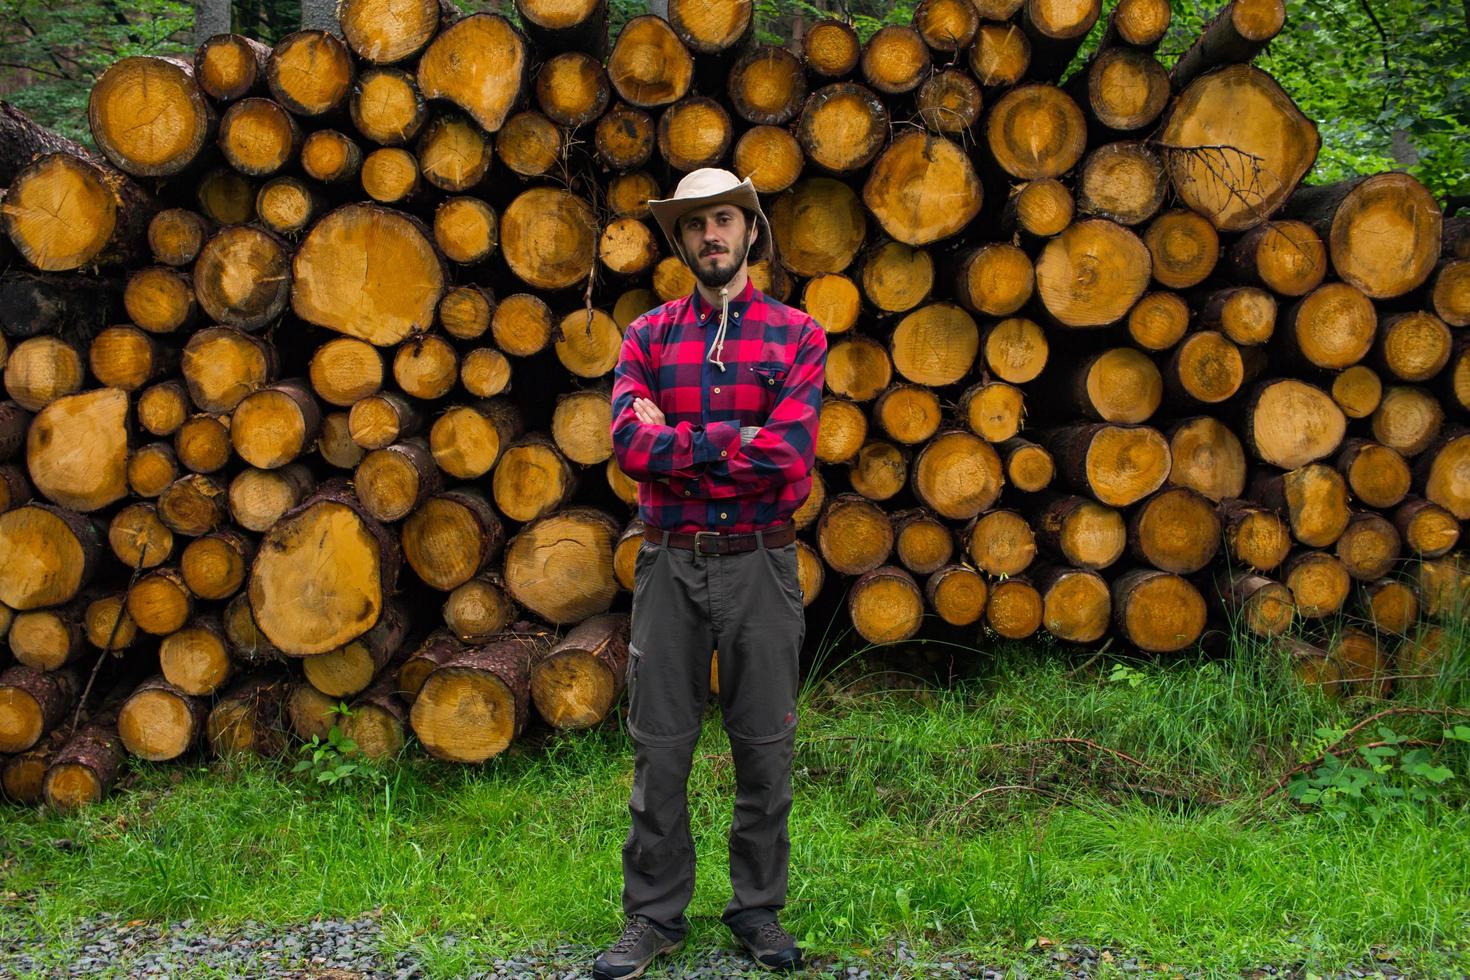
[[633, 397, 666, 426]]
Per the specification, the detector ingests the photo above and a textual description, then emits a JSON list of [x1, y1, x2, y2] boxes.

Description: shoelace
[[610, 917, 652, 952], [753, 922, 792, 947]]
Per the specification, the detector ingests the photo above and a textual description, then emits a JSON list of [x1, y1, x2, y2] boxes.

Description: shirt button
[[767, 378, 775, 385], [713, 386, 721, 394], [720, 450, 727, 457], [720, 512, 728, 519], [683, 490, 691, 497]]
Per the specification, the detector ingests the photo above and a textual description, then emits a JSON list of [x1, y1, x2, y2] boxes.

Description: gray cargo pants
[[622, 531, 805, 940]]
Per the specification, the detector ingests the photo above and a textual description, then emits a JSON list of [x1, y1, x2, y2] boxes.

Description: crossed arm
[[610, 321, 826, 498]]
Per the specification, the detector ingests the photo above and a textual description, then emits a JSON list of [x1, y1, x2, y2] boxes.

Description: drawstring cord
[[708, 285, 730, 372]]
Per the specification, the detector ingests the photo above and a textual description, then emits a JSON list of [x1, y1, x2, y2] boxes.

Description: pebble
[[0, 915, 1459, 979]]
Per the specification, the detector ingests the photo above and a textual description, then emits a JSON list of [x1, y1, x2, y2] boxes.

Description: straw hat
[[648, 168, 771, 265]]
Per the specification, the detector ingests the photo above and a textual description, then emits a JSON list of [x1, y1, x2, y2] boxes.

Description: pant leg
[[710, 542, 805, 933], [621, 542, 715, 939]]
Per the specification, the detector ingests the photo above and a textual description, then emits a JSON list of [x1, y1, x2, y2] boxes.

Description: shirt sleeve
[[610, 320, 736, 481], [671, 317, 826, 500]]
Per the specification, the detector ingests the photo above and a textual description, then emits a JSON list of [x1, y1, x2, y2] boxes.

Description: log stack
[[1, 0, 1466, 804]]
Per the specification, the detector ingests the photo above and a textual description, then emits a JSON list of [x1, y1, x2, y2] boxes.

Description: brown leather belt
[[644, 522, 796, 555]]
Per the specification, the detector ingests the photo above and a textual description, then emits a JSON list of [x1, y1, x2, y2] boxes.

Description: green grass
[[3, 627, 1469, 978]]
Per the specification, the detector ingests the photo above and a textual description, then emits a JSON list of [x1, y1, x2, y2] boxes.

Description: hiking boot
[[732, 920, 802, 972], [592, 915, 683, 980]]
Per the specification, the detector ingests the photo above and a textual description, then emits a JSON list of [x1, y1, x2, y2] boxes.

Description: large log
[[89, 57, 216, 176], [3, 152, 157, 272]]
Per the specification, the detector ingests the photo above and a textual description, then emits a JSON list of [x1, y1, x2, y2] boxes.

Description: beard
[[691, 233, 751, 289]]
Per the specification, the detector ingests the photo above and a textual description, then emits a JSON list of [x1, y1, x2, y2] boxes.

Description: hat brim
[[649, 179, 772, 266]]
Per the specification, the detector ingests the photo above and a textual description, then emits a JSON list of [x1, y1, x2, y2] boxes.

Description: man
[[596, 168, 826, 979]]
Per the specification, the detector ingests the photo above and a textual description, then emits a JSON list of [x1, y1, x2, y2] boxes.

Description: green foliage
[[291, 705, 386, 787], [1289, 723, 1470, 820]]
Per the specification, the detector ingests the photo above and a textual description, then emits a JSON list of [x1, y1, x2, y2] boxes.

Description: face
[[678, 204, 757, 289]]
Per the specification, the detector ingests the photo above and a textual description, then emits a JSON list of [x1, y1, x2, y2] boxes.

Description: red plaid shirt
[[611, 279, 826, 533]]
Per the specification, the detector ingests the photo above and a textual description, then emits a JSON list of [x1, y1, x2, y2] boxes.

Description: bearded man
[[595, 168, 826, 979]]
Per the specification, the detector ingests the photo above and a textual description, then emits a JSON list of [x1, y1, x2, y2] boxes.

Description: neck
[[695, 266, 749, 308]]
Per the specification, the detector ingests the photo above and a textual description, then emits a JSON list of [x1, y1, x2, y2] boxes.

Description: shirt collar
[[691, 277, 756, 325]]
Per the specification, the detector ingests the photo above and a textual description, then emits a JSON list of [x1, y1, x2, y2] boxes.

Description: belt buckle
[[693, 530, 720, 555]]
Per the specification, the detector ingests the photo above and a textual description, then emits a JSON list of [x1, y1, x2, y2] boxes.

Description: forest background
[[1, 0, 1467, 211]]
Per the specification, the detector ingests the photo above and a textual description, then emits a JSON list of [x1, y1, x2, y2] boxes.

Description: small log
[[226, 466, 311, 536], [536, 52, 611, 128], [1070, 346, 1163, 423], [350, 392, 423, 450], [1165, 416, 1246, 503], [83, 593, 137, 652], [173, 415, 231, 475], [1334, 512, 1401, 582], [231, 379, 321, 470], [398, 630, 465, 701], [871, 384, 942, 446], [222, 592, 283, 667], [969, 23, 1030, 87], [916, 70, 983, 134], [986, 577, 1043, 640], [207, 675, 289, 758], [9, 600, 86, 672], [26, 388, 129, 513], [403, 489, 505, 591], [1227, 219, 1326, 296], [439, 285, 498, 340], [393, 335, 458, 401], [594, 103, 656, 171], [127, 566, 193, 636], [530, 612, 630, 730], [43, 719, 125, 810], [1111, 568, 1206, 653], [1215, 571, 1294, 638], [1377, 312, 1451, 384], [607, 15, 693, 107], [302, 601, 410, 698], [1143, 210, 1220, 290], [1031, 493, 1125, 571], [861, 26, 930, 95], [351, 67, 428, 146], [90, 325, 171, 392], [816, 494, 895, 576], [892, 509, 955, 576], [1166, 331, 1244, 405], [964, 509, 1036, 577], [360, 149, 420, 205], [1392, 497, 1461, 559], [1220, 500, 1292, 573], [1021, 0, 1101, 80], [732, 127, 803, 193], [1250, 463, 1351, 549], [849, 566, 925, 645], [960, 381, 1025, 443], [769, 177, 867, 278], [411, 629, 551, 762], [505, 511, 620, 625], [1044, 423, 1171, 507], [180, 528, 254, 600], [1034, 563, 1111, 644], [218, 98, 302, 176], [341, 674, 410, 760], [1284, 173, 1442, 300], [1128, 486, 1221, 574], [443, 572, 517, 644], [195, 33, 271, 101], [1075, 141, 1166, 226], [1282, 550, 1351, 619], [0, 665, 77, 753], [1331, 365, 1383, 420], [911, 430, 1003, 521], [89, 56, 216, 176], [1005, 179, 1074, 240], [1242, 379, 1346, 469], [999, 438, 1055, 493], [108, 501, 173, 570], [925, 564, 988, 627], [159, 615, 233, 696], [985, 83, 1086, 179], [301, 130, 363, 184], [1127, 292, 1191, 351], [1370, 385, 1443, 458], [267, 30, 355, 117], [1169, 0, 1286, 88], [954, 243, 1033, 318], [1067, 47, 1169, 133], [1035, 219, 1150, 327], [1326, 628, 1390, 699], [340, 0, 449, 64], [355, 438, 443, 523], [803, 20, 861, 79]]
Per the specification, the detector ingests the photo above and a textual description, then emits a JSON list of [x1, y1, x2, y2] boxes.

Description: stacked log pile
[[1, 0, 1467, 806]]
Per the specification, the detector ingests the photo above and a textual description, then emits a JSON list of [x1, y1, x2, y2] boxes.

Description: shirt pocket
[[749, 363, 789, 412]]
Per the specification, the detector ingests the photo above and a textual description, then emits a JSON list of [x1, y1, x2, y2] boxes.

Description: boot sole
[[592, 939, 683, 980]]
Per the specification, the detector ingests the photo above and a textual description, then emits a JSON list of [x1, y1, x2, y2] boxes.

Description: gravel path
[[0, 913, 1453, 979]]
